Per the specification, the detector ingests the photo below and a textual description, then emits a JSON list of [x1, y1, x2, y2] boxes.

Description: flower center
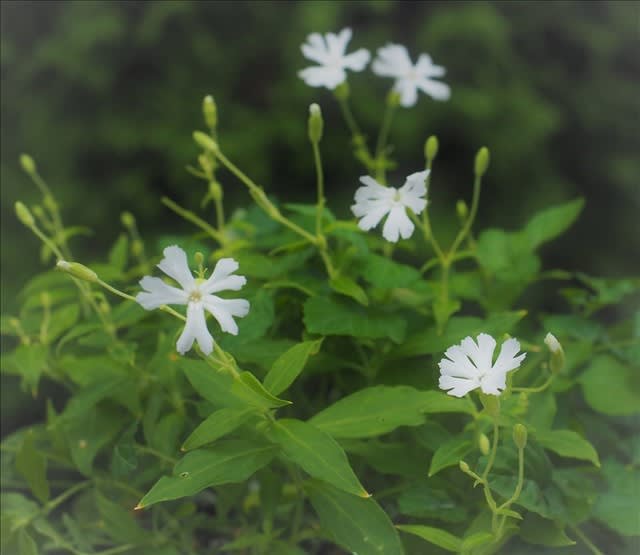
[[189, 287, 203, 303], [392, 189, 402, 203]]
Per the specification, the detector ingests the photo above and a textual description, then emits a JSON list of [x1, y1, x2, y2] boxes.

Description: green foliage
[[2, 9, 638, 554]]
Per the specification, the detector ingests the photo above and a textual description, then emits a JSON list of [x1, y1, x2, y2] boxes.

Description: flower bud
[[202, 95, 218, 130], [478, 433, 491, 456], [387, 90, 401, 107], [56, 260, 98, 283], [459, 460, 470, 473], [474, 147, 490, 177], [209, 181, 223, 201], [15, 202, 35, 227], [456, 200, 468, 222], [512, 423, 528, 450], [193, 131, 218, 152], [20, 154, 36, 174], [424, 136, 438, 163], [334, 82, 350, 100], [194, 252, 204, 267], [43, 194, 58, 213], [199, 154, 214, 175], [308, 103, 324, 143], [544, 332, 565, 374], [121, 211, 135, 229], [32, 205, 45, 220]]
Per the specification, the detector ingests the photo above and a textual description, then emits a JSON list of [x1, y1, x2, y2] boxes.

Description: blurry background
[[1, 0, 639, 430]]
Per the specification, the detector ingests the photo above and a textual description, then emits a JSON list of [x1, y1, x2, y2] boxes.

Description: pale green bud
[[193, 131, 218, 152], [131, 240, 144, 257], [334, 82, 350, 100], [15, 202, 35, 227], [121, 211, 135, 229], [479, 393, 500, 417], [20, 154, 36, 174], [32, 205, 45, 220], [194, 252, 204, 267], [478, 433, 491, 456], [209, 181, 223, 201], [387, 90, 401, 107], [199, 154, 214, 175], [424, 135, 439, 163], [56, 260, 98, 283], [545, 332, 565, 374], [456, 200, 469, 222], [474, 147, 490, 177], [43, 194, 58, 213], [459, 460, 470, 473], [202, 95, 218, 130], [308, 103, 324, 143], [513, 423, 528, 450]]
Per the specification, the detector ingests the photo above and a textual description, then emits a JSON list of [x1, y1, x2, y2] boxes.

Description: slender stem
[[214, 187, 225, 233], [449, 174, 482, 257], [498, 447, 525, 511], [162, 197, 223, 243], [374, 100, 396, 184], [312, 141, 324, 238], [420, 250, 475, 274], [28, 222, 65, 260], [482, 420, 500, 482], [336, 95, 362, 138], [137, 445, 177, 465], [512, 373, 554, 394], [571, 526, 605, 555]]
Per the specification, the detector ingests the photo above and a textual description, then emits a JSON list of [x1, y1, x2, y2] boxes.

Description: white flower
[[351, 170, 429, 243], [439, 334, 526, 398], [136, 246, 250, 356], [372, 44, 450, 107], [299, 28, 370, 90]]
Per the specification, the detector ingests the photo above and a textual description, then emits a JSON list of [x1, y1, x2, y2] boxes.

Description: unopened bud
[[334, 82, 350, 100], [56, 260, 98, 283], [456, 200, 468, 222], [194, 252, 204, 267], [387, 90, 401, 107], [20, 154, 36, 174], [43, 195, 58, 213], [121, 211, 135, 229], [199, 154, 214, 175], [478, 433, 491, 456], [202, 95, 218, 130], [544, 332, 565, 374], [15, 202, 35, 227], [209, 181, 223, 201], [193, 131, 218, 152], [32, 205, 45, 219], [424, 136, 438, 163], [308, 103, 324, 143], [474, 147, 490, 177], [513, 423, 528, 450], [459, 460, 470, 473]]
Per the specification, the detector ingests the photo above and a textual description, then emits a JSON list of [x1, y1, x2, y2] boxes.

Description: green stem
[[482, 420, 500, 482], [162, 197, 223, 244], [512, 373, 555, 394], [137, 445, 177, 465], [449, 174, 482, 257], [570, 526, 605, 555], [374, 100, 396, 184], [312, 141, 325, 239]]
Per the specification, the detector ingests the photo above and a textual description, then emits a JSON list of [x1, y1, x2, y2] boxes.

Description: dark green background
[[1, 0, 639, 430]]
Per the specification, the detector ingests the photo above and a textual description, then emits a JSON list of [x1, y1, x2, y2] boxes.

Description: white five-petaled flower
[[439, 334, 526, 398], [299, 28, 370, 90], [351, 170, 429, 243], [372, 44, 450, 107], [136, 246, 250, 356]]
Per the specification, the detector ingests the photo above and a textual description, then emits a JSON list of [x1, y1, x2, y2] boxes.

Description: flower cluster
[[299, 28, 449, 107]]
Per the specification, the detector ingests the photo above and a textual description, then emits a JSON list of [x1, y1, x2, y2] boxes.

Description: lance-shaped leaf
[[263, 339, 323, 396], [181, 408, 256, 451]]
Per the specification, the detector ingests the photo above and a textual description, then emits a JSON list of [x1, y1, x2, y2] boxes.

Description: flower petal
[[326, 27, 352, 57], [299, 66, 346, 89], [136, 276, 188, 310], [395, 79, 419, 108], [415, 54, 446, 78], [353, 202, 390, 231], [204, 296, 250, 336], [342, 48, 370, 71], [382, 205, 414, 242], [439, 375, 479, 398], [460, 334, 496, 374], [301, 33, 329, 64], [491, 338, 526, 376], [201, 258, 247, 294], [157, 245, 195, 290], [400, 170, 429, 198], [372, 44, 412, 78], [417, 78, 451, 101], [439, 344, 479, 379], [176, 302, 213, 356]]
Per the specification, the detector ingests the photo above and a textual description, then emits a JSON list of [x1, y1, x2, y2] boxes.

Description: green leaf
[[15, 431, 49, 503], [391, 311, 525, 359], [17, 529, 38, 555], [3, 344, 48, 395], [476, 229, 540, 283], [428, 437, 473, 477], [111, 424, 138, 477], [534, 429, 600, 467], [46, 304, 80, 343], [59, 376, 128, 422], [269, 419, 368, 497], [519, 513, 576, 547], [329, 275, 369, 306], [398, 482, 468, 522], [310, 386, 431, 439], [96, 493, 147, 543], [419, 391, 476, 415], [396, 524, 462, 552], [264, 339, 323, 395], [181, 360, 289, 410], [182, 408, 255, 451], [136, 440, 277, 508], [579, 355, 640, 415], [523, 198, 584, 249], [433, 297, 462, 331], [359, 254, 421, 289], [594, 460, 640, 536], [304, 296, 406, 343], [461, 532, 494, 550], [108, 233, 129, 271], [307, 481, 405, 555]]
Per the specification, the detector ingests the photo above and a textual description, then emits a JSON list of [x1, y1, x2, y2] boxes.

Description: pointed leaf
[[264, 339, 323, 395], [534, 429, 600, 467], [330, 275, 368, 306], [396, 524, 462, 552], [182, 408, 255, 451], [428, 437, 473, 477], [15, 431, 49, 503]]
